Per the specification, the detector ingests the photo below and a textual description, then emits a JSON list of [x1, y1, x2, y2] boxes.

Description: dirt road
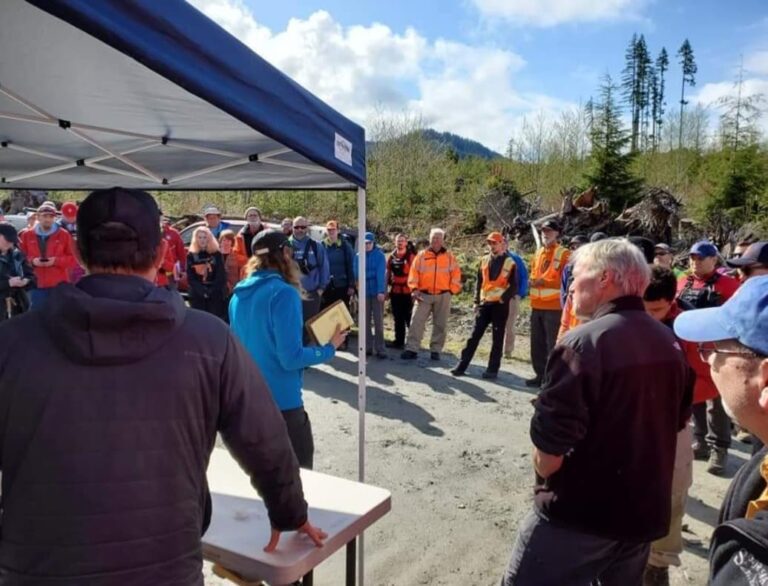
[[206, 349, 742, 585]]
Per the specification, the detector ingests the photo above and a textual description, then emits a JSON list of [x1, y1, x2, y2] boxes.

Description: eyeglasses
[[697, 342, 764, 363]]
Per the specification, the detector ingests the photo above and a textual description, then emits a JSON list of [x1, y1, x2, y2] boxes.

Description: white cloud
[[694, 78, 768, 107], [187, 0, 570, 151], [471, 0, 649, 27], [744, 50, 768, 76]]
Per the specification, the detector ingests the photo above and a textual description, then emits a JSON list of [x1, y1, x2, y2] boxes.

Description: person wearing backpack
[[290, 216, 330, 331], [385, 234, 417, 350], [676, 240, 740, 475], [321, 222, 355, 308]]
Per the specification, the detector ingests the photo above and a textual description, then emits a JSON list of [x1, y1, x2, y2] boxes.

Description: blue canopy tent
[[1, 0, 370, 580]]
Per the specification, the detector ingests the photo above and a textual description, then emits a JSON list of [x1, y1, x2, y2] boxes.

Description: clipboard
[[305, 299, 354, 345]]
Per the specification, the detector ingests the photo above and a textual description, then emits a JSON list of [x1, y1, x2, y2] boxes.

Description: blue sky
[[190, 0, 768, 151]]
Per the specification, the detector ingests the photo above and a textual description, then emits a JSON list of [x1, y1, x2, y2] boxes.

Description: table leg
[[346, 539, 356, 586], [302, 570, 313, 586]]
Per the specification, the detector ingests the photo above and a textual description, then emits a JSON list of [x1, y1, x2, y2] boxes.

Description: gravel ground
[[204, 334, 742, 585]]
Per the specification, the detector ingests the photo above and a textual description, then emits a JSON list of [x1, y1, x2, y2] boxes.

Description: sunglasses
[[294, 225, 308, 230]]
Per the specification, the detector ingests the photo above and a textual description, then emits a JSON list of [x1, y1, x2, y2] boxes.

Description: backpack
[[677, 273, 723, 311], [295, 238, 319, 275]]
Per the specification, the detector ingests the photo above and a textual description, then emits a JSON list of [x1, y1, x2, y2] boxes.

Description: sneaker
[[430, 352, 440, 361], [707, 448, 728, 476], [642, 564, 669, 586], [481, 371, 498, 380], [524, 377, 542, 388], [692, 441, 710, 461], [385, 341, 404, 349], [375, 350, 388, 359], [401, 350, 418, 360], [450, 367, 465, 377]]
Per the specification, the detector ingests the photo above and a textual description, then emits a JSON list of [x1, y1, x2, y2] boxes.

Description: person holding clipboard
[[229, 230, 347, 469]]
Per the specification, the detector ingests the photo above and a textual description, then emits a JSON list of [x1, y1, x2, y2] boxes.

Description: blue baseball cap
[[674, 274, 768, 356], [364, 232, 375, 243], [689, 240, 718, 258]]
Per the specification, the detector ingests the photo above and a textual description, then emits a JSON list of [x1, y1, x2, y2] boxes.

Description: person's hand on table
[[263, 520, 328, 552]]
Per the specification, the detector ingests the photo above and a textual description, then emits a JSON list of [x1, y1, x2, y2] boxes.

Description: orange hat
[[326, 220, 338, 229], [486, 231, 504, 243]]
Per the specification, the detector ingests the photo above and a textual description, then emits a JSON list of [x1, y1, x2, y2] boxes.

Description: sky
[[188, 0, 768, 152]]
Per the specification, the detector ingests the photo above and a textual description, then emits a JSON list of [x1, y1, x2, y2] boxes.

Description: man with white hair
[[501, 239, 692, 586], [401, 228, 462, 361]]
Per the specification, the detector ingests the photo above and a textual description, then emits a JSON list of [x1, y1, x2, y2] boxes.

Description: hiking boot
[[525, 377, 542, 388], [707, 448, 728, 476], [481, 371, 498, 380], [400, 350, 418, 360], [642, 564, 669, 586], [450, 367, 466, 377], [430, 352, 440, 361], [692, 441, 710, 461]]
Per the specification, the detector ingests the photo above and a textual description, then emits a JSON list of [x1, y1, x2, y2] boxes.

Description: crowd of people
[[1, 190, 768, 585]]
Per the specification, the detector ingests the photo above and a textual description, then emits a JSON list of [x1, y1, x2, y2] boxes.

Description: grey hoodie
[[0, 274, 306, 585]]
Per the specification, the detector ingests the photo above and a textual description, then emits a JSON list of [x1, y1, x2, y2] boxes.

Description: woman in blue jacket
[[354, 232, 387, 358], [229, 230, 347, 469]]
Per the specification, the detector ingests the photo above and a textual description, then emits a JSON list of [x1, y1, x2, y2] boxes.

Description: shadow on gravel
[[305, 367, 445, 437], [686, 496, 720, 528]]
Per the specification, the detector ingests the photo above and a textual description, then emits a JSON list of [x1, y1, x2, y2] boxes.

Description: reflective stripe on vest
[[481, 255, 513, 303], [530, 246, 568, 302]]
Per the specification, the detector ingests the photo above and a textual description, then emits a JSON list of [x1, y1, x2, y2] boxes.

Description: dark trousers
[[501, 511, 650, 586], [693, 398, 731, 449], [189, 293, 227, 322], [302, 290, 323, 344], [457, 302, 509, 374], [281, 407, 314, 470], [530, 308, 562, 380], [390, 293, 413, 346], [321, 285, 351, 311]]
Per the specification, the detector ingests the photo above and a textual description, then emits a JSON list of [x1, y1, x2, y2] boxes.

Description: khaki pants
[[503, 295, 520, 355], [649, 424, 694, 568], [406, 292, 452, 353]]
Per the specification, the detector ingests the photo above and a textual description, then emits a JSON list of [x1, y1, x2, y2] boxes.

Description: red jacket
[[18, 227, 76, 289], [675, 272, 740, 403], [157, 225, 186, 287]]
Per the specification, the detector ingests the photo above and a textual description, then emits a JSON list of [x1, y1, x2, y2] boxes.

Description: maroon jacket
[[0, 275, 306, 585]]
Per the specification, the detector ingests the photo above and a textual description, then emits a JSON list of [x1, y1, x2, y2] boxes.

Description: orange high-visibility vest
[[529, 243, 570, 310], [408, 248, 462, 295], [480, 254, 514, 303]]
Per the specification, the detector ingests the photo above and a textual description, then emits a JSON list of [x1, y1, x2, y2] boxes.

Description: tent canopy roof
[[0, 0, 366, 191]]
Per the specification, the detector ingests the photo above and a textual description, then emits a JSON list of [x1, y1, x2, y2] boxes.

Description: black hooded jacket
[[710, 446, 768, 585], [0, 274, 307, 585], [0, 248, 35, 320]]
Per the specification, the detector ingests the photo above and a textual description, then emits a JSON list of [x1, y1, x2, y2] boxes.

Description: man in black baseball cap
[[726, 241, 768, 283], [0, 187, 321, 584]]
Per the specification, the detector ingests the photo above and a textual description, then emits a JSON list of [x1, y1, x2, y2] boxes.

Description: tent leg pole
[[356, 187, 367, 586]]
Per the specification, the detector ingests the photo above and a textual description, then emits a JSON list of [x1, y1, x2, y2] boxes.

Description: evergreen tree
[[584, 75, 643, 212], [718, 60, 765, 151], [622, 34, 640, 151], [677, 39, 697, 151], [652, 48, 669, 150]]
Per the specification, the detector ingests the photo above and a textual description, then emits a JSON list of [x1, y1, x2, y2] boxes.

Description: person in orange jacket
[[527, 219, 570, 387], [233, 207, 266, 266], [18, 201, 76, 308], [401, 228, 462, 361]]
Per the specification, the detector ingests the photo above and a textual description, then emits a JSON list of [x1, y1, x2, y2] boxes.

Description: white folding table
[[203, 448, 391, 586]]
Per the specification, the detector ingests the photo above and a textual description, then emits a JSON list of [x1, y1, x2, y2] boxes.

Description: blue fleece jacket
[[229, 270, 335, 410], [507, 251, 529, 298], [354, 245, 386, 297]]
